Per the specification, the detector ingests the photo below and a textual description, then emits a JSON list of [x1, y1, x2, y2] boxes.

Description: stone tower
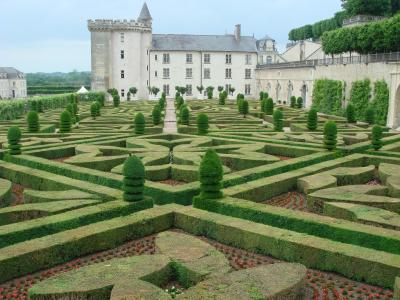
[[88, 2, 153, 99]]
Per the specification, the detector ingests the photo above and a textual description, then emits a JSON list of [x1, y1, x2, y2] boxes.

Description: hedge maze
[[0, 95, 399, 299]]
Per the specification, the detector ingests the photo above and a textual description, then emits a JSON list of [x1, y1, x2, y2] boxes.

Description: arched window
[[267, 56, 273, 64]]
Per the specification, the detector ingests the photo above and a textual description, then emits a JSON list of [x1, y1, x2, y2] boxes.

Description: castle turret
[[138, 2, 152, 26]]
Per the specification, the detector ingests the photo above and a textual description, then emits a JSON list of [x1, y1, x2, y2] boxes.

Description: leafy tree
[[239, 100, 249, 118], [196, 149, 224, 200], [371, 125, 383, 150], [219, 91, 227, 105], [290, 96, 297, 108], [229, 87, 236, 96], [307, 108, 318, 131], [152, 105, 161, 125], [217, 86, 224, 93], [206, 86, 214, 99], [197, 113, 209, 135], [134, 113, 145, 135], [273, 109, 284, 131], [129, 87, 138, 97], [7, 126, 22, 155], [60, 110, 72, 133], [346, 103, 357, 123], [180, 106, 190, 125], [265, 98, 274, 115], [296, 97, 303, 108], [342, 0, 391, 16], [365, 105, 375, 125], [27, 111, 40, 133], [122, 155, 145, 202], [196, 86, 204, 95], [323, 121, 338, 151]]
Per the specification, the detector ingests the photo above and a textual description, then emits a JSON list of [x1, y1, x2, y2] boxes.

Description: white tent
[[77, 86, 89, 94]]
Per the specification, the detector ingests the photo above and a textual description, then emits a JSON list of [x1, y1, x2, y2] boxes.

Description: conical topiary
[[273, 109, 284, 131], [265, 98, 274, 115], [323, 121, 337, 151], [152, 105, 161, 125], [197, 113, 209, 135], [371, 125, 383, 151], [365, 106, 375, 125], [7, 126, 22, 155], [219, 91, 227, 105], [197, 149, 223, 200], [27, 111, 40, 133], [66, 103, 76, 124], [90, 102, 97, 119], [239, 100, 249, 118], [60, 110, 72, 133], [296, 97, 303, 108], [122, 155, 145, 202], [134, 113, 145, 135], [290, 96, 296, 108], [180, 106, 190, 125], [113, 94, 120, 107], [307, 108, 318, 131], [346, 103, 356, 124]]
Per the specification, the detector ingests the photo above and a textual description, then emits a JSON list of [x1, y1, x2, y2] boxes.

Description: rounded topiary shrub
[[152, 105, 161, 125], [122, 155, 145, 202], [134, 113, 145, 135], [290, 96, 296, 108], [27, 111, 40, 133], [113, 94, 120, 107], [239, 100, 249, 117], [307, 108, 318, 131], [371, 125, 383, 151], [66, 103, 76, 124], [346, 103, 356, 124], [197, 113, 209, 135], [265, 98, 274, 115], [180, 106, 190, 125], [296, 97, 303, 108], [60, 110, 72, 133], [7, 126, 22, 155], [197, 149, 223, 200], [323, 121, 337, 151], [273, 109, 283, 131], [90, 102, 97, 119], [219, 91, 227, 105], [365, 106, 375, 125]]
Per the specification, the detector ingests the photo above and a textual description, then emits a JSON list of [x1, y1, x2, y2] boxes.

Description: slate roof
[[0, 67, 24, 79], [138, 2, 152, 22], [152, 34, 258, 52]]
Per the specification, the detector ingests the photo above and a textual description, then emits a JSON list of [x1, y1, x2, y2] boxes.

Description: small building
[[0, 67, 27, 99]]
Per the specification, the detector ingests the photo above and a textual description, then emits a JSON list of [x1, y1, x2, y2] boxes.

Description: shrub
[[265, 98, 274, 115], [60, 110, 72, 133], [290, 96, 297, 108], [217, 86, 224, 93], [122, 155, 145, 202], [152, 105, 161, 125], [296, 97, 303, 108], [372, 80, 389, 126], [197, 113, 209, 135], [365, 105, 375, 125], [95, 101, 101, 116], [37, 100, 44, 113], [312, 79, 343, 115], [260, 91, 268, 101], [197, 149, 223, 200], [206, 86, 214, 99], [129, 87, 138, 97], [371, 125, 383, 151], [307, 108, 318, 131], [7, 126, 22, 155], [261, 99, 267, 114], [90, 102, 97, 120], [176, 96, 184, 110], [239, 100, 249, 118], [219, 91, 227, 105], [236, 93, 245, 103], [180, 106, 190, 125], [134, 113, 145, 135], [349, 79, 371, 121], [323, 121, 337, 151], [66, 103, 76, 124], [27, 111, 40, 133], [346, 103, 357, 123], [113, 94, 120, 108], [273, 109, 284, 131]]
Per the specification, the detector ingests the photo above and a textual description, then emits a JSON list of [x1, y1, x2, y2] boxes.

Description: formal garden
[[0, 90, 399, 300]]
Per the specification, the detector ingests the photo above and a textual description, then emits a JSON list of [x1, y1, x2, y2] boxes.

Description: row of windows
[[150, 68, 252, 80], [153, 53, 252, 65], [160, 84, 251, 96]]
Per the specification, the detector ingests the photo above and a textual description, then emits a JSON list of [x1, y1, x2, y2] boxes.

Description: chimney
[[235, 24, 241, 42]]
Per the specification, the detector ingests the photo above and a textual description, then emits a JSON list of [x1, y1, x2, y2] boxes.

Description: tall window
[[163, 84, 170, 96], [225, 68, 232, 79], [163, 53, 170, 64], [226, 54, 232, 64], [204, 54, 211, 64], [121, 70, 125, 79], [121, 50, 125, 59], [186, 68, 193, 79], [245, 69, 251, 79], [186, 85, 193, 96], [225, 84, 231, 93], [120, 33, 125, 43], [155, 71, 158, 77], [245, 84, 251, 95], [186, 54, 193, 64], [245, 54, 252, 65], [121, 89, 125, 97], [155, 54, 158, 61], [267, 56, 273, 64], [204, 68, 211, 79], [163, 68, 170, 79]]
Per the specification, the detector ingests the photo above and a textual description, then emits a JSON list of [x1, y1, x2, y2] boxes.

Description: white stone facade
[[0, 68, 27, 100]]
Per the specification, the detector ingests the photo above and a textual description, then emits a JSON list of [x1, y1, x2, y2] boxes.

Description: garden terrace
[[0, 97, 399, 299]]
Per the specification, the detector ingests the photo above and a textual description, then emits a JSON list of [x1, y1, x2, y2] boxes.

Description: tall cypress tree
[[197, 149, 223, 200]]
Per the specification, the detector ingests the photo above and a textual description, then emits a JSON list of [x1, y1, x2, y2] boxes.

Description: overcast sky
[[0, 0, 342, 73]]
